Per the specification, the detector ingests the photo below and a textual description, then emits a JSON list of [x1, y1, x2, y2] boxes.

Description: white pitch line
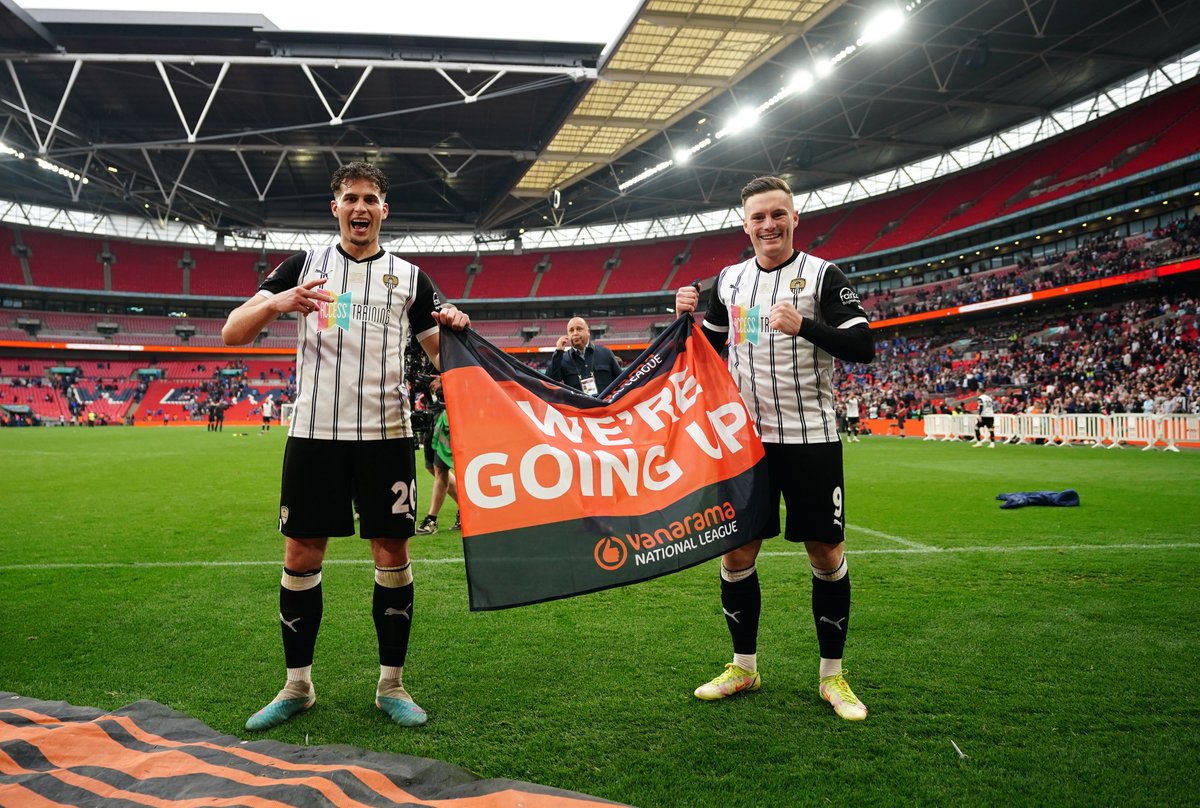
[[2, 543, 1198, 571], [847, 523, 936, 550]]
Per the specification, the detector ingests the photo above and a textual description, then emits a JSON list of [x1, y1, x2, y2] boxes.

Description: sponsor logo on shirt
[[315, 291, 392, 332], [730, 303, 779, 347]]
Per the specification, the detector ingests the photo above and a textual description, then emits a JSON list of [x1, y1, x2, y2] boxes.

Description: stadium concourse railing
[[922, 413, 1200, 451]]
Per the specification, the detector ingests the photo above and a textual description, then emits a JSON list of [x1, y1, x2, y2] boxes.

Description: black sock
[[279, 567, 322, 669], [812, 568, 851, 660], [721, 566, 760, 655], [373, 565, 414, 668]]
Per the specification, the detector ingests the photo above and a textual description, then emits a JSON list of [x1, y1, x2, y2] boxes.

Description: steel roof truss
[[435, 68, 507, 105], [140, 146, 194, 221], [156, 60, 230, 144], [427, 151, 477, 180], [237, 148, 289, 202], [5, 57, 82, 154], [300, 63, 373, 126]]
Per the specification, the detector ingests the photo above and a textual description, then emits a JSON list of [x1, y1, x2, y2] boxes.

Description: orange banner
[[439, 316, 768, 610]]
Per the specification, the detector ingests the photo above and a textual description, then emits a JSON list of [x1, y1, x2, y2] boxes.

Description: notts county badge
[[789, 278, 806, 293], [382, 274, 400, 288], [279, 506, 289, 525]]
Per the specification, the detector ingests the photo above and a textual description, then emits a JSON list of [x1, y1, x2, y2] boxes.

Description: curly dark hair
[[330, 161, 389, 196], [740, 175, 792, 205]]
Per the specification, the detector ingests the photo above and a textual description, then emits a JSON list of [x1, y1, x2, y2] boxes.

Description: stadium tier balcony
[[0, 228, 25, 286], [533, 247, 613, 298], [413, 254, 471, 301], [462, 253, 540, 299], [603, 240, 689, 294], [22, 230, 106, 290]]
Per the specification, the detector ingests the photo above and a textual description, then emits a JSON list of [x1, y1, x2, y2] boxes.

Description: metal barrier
[[922, 413, 1199, 451]]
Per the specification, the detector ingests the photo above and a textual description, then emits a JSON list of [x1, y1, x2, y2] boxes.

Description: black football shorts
[[278, 436, 418, 540], [760, 441, 846, 544]]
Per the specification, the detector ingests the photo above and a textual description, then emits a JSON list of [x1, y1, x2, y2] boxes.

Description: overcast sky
[[21, 0, 641, 43]]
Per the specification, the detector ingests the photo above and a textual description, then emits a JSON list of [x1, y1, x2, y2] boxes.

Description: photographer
[[412, 373, 459, 534]]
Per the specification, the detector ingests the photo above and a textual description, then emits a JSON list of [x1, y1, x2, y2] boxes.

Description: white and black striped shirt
[[258, 245, 440, 441], [702, 251, 869, 443]]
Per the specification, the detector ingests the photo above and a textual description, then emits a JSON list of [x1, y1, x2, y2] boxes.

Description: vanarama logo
[[593, 502, 739, 571], [594, 536, 627, 571]]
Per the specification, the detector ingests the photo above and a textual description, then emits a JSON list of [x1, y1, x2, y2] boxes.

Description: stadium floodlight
[[787, 70, 815, 95], [35, 158, 88, 184], [715, 108, 760, 139], [673, 147, 692, 165], [858, 7, 905, 46], [618, 159, 673, 192], [814, 58, 834, 78], [0, 140, 27, 160]]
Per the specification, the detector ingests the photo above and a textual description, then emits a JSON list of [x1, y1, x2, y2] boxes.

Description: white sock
[[379, 665, 403, 682], [733, 653, 757, 673], [286, 665, 312, 684], [820, 658, 843, 679]]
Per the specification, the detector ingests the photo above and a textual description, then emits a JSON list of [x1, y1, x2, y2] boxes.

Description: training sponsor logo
[[730, 303, 781, 347], [839, 287, 862, 306], [593, 502, 738, 571], [315, 291, 391, 332]]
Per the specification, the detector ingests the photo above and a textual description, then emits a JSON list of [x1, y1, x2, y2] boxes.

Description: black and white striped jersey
[[258, 244, 440, 441], [702, 251, 869, 443]]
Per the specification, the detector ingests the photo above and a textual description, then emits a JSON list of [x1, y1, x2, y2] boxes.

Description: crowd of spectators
[[861, 215, 1200, 321], [839, 294, 1199, 421]]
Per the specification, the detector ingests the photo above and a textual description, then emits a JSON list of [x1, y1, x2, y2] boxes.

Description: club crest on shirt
[[382, 274, 399, 288], [790, 278, 806, 292]]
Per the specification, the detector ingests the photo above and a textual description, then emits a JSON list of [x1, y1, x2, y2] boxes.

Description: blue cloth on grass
[[995, 489, 1080, 509]]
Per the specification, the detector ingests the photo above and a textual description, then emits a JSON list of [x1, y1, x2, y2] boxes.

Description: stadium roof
[[2, 0, 1200, 246]]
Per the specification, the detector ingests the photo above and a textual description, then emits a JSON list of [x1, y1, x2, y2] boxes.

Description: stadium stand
[[603, 239, 688, 294], [190, 247, 267, 297], [461, 253, 538, 299], [534, 247, 613, 298], [412, 254, 471, 301], [23, 230, 105, 290], [820, 192, 917, 258], [109, 241, 183, 294], [686, 230, 753, 282], [0, 228, 25, 286]]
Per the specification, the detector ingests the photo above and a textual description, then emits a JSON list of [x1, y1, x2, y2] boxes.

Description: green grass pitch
[[1, 426, 1198, 807]]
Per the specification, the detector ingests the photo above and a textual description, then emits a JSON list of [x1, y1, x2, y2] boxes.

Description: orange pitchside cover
[[440, 316, 768, 610]]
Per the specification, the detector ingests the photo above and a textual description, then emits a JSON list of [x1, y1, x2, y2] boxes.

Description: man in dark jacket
[[546, 316, 621, 396]]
